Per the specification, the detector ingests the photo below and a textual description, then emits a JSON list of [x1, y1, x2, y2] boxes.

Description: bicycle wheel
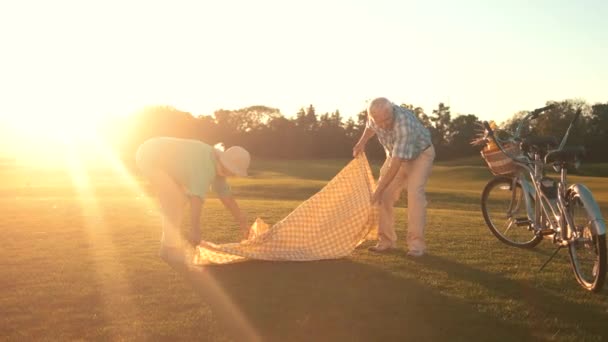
[[481, 176, 542, 248], [567, 191, 607, 292]]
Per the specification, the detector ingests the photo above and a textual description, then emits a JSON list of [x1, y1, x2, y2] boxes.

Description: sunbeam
[[63, 142, 147, 339]]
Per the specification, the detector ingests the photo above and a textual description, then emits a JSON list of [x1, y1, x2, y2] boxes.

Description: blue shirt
[[367, 105, 432, 160], [135, 137, 231, 198]]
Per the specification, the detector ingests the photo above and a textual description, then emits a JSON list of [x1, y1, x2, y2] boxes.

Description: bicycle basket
[[481, 143, 522, 175]]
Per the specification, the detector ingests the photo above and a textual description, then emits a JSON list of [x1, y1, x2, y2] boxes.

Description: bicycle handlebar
[[558, 108, 582, 151], [482, 104, 583, 168], [533, 104, 555, 114], [482, 121, 494, 138]]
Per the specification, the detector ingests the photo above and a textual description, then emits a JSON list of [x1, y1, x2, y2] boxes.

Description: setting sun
[[3, 111, 105, 160]]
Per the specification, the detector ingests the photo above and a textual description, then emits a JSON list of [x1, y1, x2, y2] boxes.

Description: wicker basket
[[481, 143, 521, 175]]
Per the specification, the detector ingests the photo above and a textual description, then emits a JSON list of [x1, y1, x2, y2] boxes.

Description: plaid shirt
[[367, 105, 432, 160]]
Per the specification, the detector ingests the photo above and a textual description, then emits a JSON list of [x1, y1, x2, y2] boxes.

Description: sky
[[0, 0, 607, 143]]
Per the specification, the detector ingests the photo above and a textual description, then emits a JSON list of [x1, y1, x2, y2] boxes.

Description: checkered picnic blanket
[[192, 154, 378, 265]]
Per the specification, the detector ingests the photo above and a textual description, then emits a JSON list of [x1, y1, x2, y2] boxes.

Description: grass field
[[1, 155, 608, 341]]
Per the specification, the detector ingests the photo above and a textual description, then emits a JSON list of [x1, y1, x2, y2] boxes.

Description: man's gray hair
[[367, 97, 393, 117]]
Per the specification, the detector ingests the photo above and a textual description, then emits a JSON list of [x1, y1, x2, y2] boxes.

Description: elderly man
[[353, 97, 435, 256]]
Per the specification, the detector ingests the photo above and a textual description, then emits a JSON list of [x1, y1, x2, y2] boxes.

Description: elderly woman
[[136, 137, 251, 263]]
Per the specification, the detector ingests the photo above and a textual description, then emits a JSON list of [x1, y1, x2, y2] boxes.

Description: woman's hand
[[219, 195, 250, 240], [240, 220, 251, 240]]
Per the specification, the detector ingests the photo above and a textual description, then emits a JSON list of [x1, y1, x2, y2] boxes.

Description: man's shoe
[[368, 243, 396, 253], [406, 250, 425, 257]]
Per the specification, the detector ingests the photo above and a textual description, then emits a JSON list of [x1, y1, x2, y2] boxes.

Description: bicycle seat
[[545, 146, 585, 165], [521, 136, 559, 153]]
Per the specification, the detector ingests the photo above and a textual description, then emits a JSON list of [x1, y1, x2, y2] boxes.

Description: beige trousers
[[145, 169, 188, 249], [378, 146, 435, 252]]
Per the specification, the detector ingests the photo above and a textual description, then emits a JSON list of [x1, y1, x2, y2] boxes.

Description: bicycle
[[479, 105, 607, 292]]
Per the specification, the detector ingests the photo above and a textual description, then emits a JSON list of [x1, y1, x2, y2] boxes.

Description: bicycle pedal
[[514, 217, 532, 227], [538, 228, 555, 236]]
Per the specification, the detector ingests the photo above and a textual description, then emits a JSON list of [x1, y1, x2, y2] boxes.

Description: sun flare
[[2, 110, 118, 165]]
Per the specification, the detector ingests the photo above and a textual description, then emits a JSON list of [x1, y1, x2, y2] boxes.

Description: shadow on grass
[[416, 254, 608, 339], [427, 191, 481, 211], [169, 259, 533, 342]]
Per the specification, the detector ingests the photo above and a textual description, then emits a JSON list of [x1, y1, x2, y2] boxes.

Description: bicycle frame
[[489, 108, 606, 242], [511, 158, 565, 242]]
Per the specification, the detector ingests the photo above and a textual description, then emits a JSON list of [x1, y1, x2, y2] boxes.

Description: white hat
[[218, 146, 250, 177]]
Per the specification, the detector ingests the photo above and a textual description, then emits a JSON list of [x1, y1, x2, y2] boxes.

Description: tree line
[[110, 99, 608, 166]]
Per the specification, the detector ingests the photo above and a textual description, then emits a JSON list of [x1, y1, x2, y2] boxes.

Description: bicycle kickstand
[[539, 246, 563, 272]]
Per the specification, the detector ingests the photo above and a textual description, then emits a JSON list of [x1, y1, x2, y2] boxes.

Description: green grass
[[1, 157, 608, 341], [578, 163, 608, 177]]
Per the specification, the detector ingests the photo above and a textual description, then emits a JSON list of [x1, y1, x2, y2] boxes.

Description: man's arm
[[353, 126, 376, 157], [219, 195, 249, 239], [371, 156, 404, 204]]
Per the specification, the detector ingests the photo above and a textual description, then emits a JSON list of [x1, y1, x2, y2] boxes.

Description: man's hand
[[353, 141, 365, 157], [372, 157, 404, 206], [371, 188, 383, 205], [353, 126, 375, 157]]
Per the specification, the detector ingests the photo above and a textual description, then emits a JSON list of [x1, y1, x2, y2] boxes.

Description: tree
[[446, 114, 481, 159], [243, 116, 294, 158], [114, 105, 202, 167], [501, 110, 528, 134], [197, 114, 219, 144], [315, 110, 349, 157], [214, 105, 281, 132], [109, 97, 608, 163], [344, 117, 358, 140], [214, 105, 282, 147], [430, 102, 451, 159], [532, 100, 588, 146], [294, 105, 318, 132], [586, 103, 608, 162]]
